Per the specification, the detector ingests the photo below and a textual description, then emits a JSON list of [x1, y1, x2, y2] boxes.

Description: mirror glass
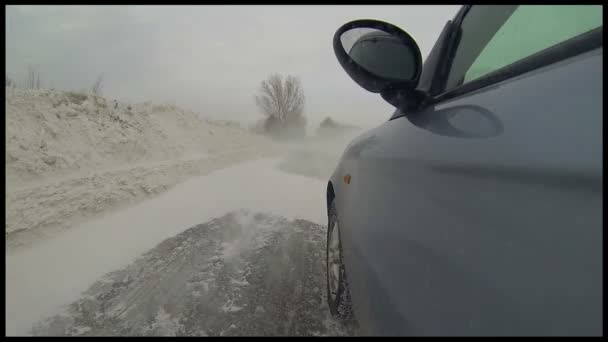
[[340, 28, 418, 81]]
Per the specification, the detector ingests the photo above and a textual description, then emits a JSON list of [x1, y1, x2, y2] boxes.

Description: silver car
[[326, 5, 602, 336]]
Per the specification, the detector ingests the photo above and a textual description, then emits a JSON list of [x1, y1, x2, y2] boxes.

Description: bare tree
[[27, 67, 35, 89], [25, 66, 42, 89], [92, 73, 104, 96], [254, 74, 304, 124]]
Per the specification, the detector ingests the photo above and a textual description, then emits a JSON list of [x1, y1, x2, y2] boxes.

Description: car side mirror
[[334, 19, 426, 109]]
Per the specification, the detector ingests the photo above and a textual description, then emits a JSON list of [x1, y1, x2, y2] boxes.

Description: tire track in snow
[[31, 210, 357, 336]]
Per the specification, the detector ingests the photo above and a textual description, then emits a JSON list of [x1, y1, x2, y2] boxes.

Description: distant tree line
[[6, 67, 105, 96]]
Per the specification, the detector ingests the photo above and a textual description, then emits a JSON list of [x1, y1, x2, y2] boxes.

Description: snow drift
[[6, 88, 277, 184], [5, 88, 280, 249]]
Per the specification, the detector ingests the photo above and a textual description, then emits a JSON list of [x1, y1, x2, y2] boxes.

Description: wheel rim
[[328, 220, 341, 302]]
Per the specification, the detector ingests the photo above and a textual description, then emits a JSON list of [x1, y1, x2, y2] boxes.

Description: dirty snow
[[5, 88, 281, 250], [5, 88, 361, 336], [6, 88, 275, 184], [27, 211, 356, 336], [6, 158, 343, 335]]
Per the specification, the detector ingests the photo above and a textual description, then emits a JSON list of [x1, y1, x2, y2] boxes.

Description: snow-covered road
[[6, 157, 354, 336]]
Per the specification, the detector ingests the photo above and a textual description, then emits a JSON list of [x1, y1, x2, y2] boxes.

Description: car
[[325, 5, 602, 336]]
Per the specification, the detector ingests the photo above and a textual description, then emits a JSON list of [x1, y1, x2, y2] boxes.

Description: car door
[[337, 5, 602, 336]]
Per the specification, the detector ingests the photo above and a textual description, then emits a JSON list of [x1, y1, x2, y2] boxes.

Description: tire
[[326, 200, 353, 319]]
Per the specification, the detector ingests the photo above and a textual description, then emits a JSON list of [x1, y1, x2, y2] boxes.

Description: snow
[[72, 326, 92, 336], [5, 88, 275, 185], [6, 158, 326, 336], [4, 87, 358, 336], [5, 88, 281, 249], [221, 300, 244, 313], [145, 307, 184, 336]]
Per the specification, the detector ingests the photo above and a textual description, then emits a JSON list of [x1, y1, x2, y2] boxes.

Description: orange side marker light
[[344, 174, 351, 184]]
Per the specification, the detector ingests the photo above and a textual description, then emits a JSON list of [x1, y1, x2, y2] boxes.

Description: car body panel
[[328, 47, 602, 335]]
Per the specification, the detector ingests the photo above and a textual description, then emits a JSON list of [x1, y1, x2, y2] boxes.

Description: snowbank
[[6, 88, 275, 185], [5, 88, 281, 248], [6, 158, 327, 335]]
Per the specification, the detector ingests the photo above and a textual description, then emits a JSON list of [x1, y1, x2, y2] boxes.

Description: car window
[[444, 5, 603, 91]]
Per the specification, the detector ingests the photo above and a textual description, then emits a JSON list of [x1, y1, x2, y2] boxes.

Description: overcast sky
[[6, 5, 459, 128]]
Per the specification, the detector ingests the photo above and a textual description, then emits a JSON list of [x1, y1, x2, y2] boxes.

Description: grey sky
[[6, 5, 459, 128]]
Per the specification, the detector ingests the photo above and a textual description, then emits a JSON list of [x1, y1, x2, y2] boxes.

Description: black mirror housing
[[333, 19, 424, 108]]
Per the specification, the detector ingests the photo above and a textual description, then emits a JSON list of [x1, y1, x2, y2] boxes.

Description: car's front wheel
[[327, 200, 353, 319]]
